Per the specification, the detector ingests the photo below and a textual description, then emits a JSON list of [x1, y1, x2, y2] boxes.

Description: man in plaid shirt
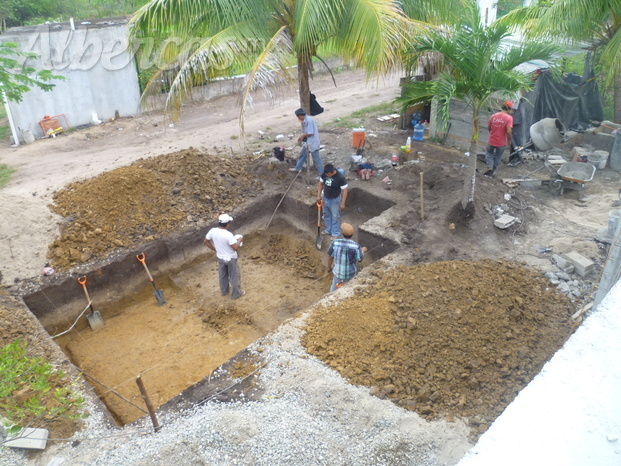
[[327, 223, 367, 291]]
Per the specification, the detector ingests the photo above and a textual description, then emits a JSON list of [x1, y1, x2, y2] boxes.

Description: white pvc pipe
[[2, 91, 20, 147]]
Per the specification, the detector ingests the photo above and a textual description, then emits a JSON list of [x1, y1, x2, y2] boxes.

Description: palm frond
[[238, 26, 296, 133], [141, 20, 271, 117], [600, 26, 621, 87], [400, 0, 466, 26], [293, 0, 344, 56], [338, 0, 411, 73]]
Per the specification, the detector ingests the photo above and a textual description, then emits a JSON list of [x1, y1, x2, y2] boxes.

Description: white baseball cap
[[218, 213, 234, 223]]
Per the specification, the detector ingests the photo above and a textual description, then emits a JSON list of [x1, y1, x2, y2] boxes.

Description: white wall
[[2, 18, 141, 139]]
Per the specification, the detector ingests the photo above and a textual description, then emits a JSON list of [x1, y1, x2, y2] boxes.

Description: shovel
[[136, 253, 166, 306], [315, 200, 323, 250], [78, 276, 105, 331]]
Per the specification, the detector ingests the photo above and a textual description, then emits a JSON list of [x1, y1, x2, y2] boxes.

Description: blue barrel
[[411, 112, 422, 128], [413, 122, 424, 141]]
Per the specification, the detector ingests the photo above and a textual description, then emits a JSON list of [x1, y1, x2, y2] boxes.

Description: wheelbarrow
[[548, 162, 596, 199]]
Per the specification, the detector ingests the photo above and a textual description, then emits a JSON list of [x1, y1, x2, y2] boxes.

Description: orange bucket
[[352, 128, 366, 149]]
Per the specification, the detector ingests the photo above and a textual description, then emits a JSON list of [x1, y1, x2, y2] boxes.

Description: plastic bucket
[[609, 210, 621, 235], [352, 128, 366, 149], [20, 129, 35, 144], [587, 150, 609, 169], [530, 118, 565, 151]]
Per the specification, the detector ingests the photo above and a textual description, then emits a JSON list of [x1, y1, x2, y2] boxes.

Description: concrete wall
[[2, 18, 141, 139], [430, 98, 491, 153]]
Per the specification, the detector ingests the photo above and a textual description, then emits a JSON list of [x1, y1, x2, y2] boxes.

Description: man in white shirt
[[204, 213, 245, 299]]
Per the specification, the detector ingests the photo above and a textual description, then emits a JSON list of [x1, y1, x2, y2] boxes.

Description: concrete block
[[494, 214, 516, 229], [569, 147, 590, 162], [5, 428, 49, 450], [598, 120, 621, 135], [584, 131, 616, 153], [561, 251, 595, 277], [552, 254, 576, 274]]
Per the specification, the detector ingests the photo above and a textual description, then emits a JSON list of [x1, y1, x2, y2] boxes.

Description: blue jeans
[[330, 274, 353, 292], [485, 144, 506, 172], [295, 146, 323, 176], [323, 195, 342, 237]]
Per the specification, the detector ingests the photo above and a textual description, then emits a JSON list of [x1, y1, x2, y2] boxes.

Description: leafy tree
[[0, 42, 61, 103], [501, 0, 621, 121], [129, 0, 460, 131], [397, 2, 558, 212]]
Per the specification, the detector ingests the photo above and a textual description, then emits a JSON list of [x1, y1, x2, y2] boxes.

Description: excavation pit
[[22, 191, 397, 425]]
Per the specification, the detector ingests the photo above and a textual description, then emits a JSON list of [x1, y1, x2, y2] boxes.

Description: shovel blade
[[153, 289, 166, 306], [87, 311, 105, 331], [315, 235, 323, 250]]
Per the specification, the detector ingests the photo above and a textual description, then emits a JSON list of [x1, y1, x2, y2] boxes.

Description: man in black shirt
[[317, 164, 348, 239]]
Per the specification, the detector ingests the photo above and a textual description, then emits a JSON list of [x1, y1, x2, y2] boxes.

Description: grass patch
[[0, 104, 8, 141], [0, 339, 86, 434], [0, 163, 16, 188], [331, 101, 398, 128]]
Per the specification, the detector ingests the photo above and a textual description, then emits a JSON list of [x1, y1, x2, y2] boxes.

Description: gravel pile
[[1, 305, 472, 465]]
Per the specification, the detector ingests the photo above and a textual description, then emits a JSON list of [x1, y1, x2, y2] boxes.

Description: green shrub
[[0, 164, 15, 189], [0, 339, 86, 434]]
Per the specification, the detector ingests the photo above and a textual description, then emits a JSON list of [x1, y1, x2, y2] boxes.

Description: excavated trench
[[22, 189, 396, 425]]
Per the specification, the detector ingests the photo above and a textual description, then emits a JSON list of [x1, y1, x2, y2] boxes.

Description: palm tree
[[129, 0, 453, 131], [129, 0, 468, 131], [500, 0, 621, 122], [397, 2, 558, 212]]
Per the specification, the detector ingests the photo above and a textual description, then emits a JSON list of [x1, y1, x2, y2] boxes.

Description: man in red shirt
[[484, 101, 513, 176]]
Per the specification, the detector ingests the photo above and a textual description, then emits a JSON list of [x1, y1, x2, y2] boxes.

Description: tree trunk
[[615, 71, 621, 123], [297, 52, 311, 113], [461, 107, 481, 214]]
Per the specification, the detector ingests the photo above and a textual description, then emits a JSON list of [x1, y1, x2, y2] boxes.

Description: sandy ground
[[0, 69, 401, 285]]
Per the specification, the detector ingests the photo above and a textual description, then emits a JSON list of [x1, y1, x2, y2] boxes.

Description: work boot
[[484, 169, 494, 177]]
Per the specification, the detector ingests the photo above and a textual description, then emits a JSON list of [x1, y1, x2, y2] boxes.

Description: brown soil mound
[[48, 149, 263, 269], [302, 259, 575, 437], [252, 233, 326, 279]]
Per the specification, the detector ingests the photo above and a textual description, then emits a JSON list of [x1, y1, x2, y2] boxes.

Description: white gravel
[[1, 306, 472, 465]]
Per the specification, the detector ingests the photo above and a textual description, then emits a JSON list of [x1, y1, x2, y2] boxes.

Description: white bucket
[[20, 129, 35, 145], [588, 150, 609, 170], [609, 209, 621, 235]]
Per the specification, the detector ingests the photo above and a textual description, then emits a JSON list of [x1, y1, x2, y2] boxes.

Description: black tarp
[[512, 56, 604, 148]]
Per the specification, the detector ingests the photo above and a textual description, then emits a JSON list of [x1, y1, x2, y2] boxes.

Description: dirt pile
[[302, 259, 575, 438], [252, 233, 326, 279], [48, 149, 263, 269]]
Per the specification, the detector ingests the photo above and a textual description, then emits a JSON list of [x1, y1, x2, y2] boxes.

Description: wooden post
[[420, 172, 425, 220], [136, 375, 161, 432]]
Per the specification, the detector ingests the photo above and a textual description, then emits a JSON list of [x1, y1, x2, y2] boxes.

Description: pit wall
[[23, 188, 398, 332]]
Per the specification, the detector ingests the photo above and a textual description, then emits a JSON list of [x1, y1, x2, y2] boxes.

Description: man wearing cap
[[289, 108, 323, 176], [327, 223, 367, 292], [484, 101, 514, 176], [318, 163, 348, 239], [204, 213, 245, 299]]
